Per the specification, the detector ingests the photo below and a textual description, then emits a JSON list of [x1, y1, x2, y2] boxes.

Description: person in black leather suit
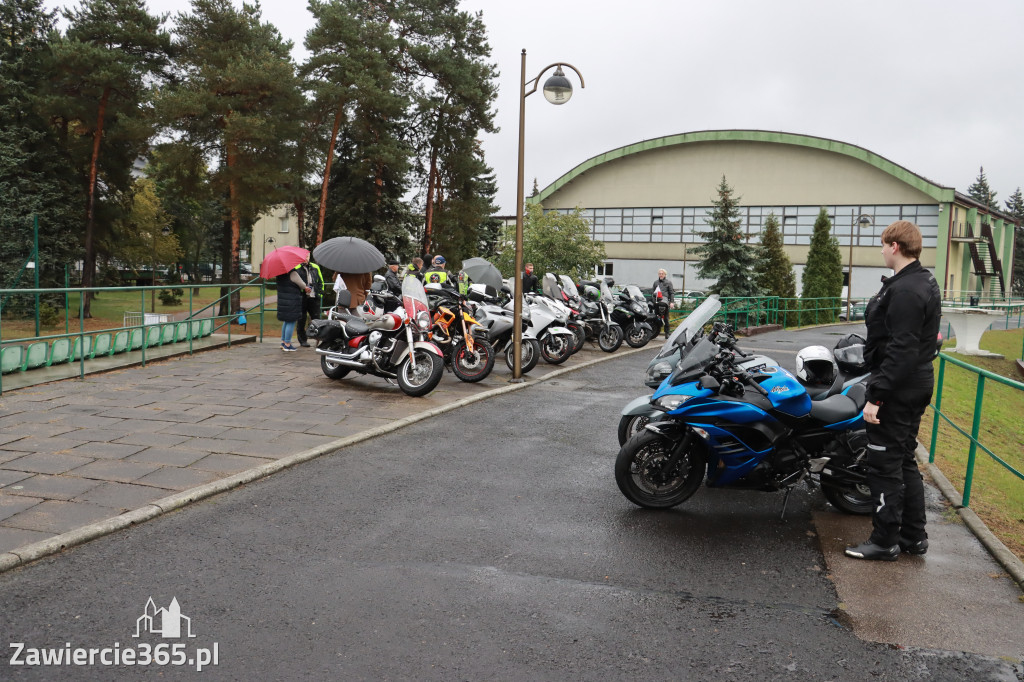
[[845, 220, 940, 562]]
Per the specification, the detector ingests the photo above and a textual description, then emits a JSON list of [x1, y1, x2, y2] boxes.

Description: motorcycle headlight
[[415, 310, 431, 331], [654, 394, 691, 411], [632, 303, 645, 315], [646, 361, 673, 384]]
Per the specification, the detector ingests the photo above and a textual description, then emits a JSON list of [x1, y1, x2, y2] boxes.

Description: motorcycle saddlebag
[[307, 318, 342, 341]]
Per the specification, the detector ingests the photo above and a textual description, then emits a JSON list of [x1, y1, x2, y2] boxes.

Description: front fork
[[662, 427, 694, 475], [405, 323, 417, 368]]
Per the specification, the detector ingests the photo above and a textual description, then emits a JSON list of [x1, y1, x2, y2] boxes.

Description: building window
[[279, 217, 289, 233]]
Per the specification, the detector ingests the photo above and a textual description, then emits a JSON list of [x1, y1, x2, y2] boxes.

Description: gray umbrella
[[460, 257, 503, 291], [312, 236, 387, 273]]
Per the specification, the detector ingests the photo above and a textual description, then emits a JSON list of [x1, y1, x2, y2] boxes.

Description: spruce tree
[[1005, 187, 1024, 296], [800, 207, 844, 324], [753, 212, 797, 325], [967, 166, 999, 210], [693, 176, 757, 297]]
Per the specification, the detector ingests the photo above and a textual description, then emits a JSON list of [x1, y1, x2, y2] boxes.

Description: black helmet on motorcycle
[[833, 333, 867, 374], [795, 345, 838, 387]]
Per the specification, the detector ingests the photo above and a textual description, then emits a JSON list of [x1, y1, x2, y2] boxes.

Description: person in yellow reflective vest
[[423, 255, 454, 290]]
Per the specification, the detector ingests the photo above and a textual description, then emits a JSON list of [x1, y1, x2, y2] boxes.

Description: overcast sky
[[51, 0, 1024, 215]]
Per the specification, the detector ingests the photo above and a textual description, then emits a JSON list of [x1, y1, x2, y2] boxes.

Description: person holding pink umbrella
[[260, 245, 312, 351]]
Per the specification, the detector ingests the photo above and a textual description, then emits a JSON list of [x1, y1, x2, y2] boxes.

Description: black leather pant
[[865, 366, 933, 546], [295, 297, 321, 344]]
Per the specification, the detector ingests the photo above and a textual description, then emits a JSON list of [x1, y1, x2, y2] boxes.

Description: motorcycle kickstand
[[779, 487, 794, 520]]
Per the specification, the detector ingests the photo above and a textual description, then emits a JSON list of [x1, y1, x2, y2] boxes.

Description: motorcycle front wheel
[[504, 338, 540, 374], [617, 413, 652, 446], [397, 349, 444, 397], [625, 324, 652, 349], [540, 333, 573, 365], [615, 429, 706, 509], [598, 325, 623, 353], [567, 322, 586, 354], [320, 353, 351, 380], [451, 338, 495, 383]]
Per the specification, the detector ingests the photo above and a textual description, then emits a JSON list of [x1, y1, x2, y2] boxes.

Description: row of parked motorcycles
[[304, 271, 657, 397]]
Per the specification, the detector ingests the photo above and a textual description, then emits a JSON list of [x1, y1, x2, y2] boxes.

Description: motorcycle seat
[[342, 318, 370, 336], [808, 393, 861, 424]]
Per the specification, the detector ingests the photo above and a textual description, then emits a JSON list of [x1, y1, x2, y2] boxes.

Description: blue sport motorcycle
[[614, 324, 873, 515]]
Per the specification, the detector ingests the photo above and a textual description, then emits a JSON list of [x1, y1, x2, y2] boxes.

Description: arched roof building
[[532, 130, 1016, 300]]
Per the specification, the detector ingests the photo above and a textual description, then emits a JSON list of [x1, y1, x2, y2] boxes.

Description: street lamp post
[[512, 50, 585, 381], [847, 212, 873, 321], [262, 236, 276, 266], [151, 225, 171, 313]]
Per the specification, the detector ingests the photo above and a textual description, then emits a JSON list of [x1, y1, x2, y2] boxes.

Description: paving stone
[[0, 452, 96, 475], [126, 448, 209, 467], [113, 432, 191, 448], [0, 469, 33, 487], [3, 474, 101, 501], [3, 500, 116, 534], [157, 423, 232, 438], [268, 432, 338, 451], [69, 459, 164, 483], [62, 427, 135, 443], [134, 467, 221, 491], [0, 526, 54, 554], [190, 453, 273, 474], [56, 415, 129, 429], [1, 436, 89, 454], [69, 442, 147, 460], [0, 433, 27, 447], [302, 422, 367, 438], [0, 423, 80, 440], [74, 482, 172, 511], [0, 494, 42, 522]]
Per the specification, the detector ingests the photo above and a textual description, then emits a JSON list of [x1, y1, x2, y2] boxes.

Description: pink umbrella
[[260, 245, 310, 279]]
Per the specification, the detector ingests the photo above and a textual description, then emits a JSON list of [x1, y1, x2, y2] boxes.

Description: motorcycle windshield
[[600, 280, 615, 306], [558, 275, 579, 299], [541, 273, 561, 300], [668, 337, 719, 384], [624, 285, 645, 302], [402, 275, 429, 321], [654, 294, 721, 359]]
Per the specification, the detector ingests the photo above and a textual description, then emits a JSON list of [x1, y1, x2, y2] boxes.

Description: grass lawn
[[927, 328, 1024, 560]]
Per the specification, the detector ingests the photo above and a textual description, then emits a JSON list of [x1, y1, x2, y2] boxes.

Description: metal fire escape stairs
[[966, 221, 1005, 299]]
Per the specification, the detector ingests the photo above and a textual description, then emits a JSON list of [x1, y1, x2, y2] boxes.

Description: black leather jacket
[[863, 260, 941, 404]]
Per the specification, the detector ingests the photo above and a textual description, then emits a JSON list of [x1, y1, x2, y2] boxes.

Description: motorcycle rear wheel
[[452, 338, 495, 382], [598, 325, 623, 353], [822, 483, 873, 515], [617, 413, 652, 446], [615, 429, 706, 509], [397, 349, 444, 397], [567, 322, 586, 354], [625, 324, 652, 349], [504, 338, 540, 374], [320, 354, 351, 380], [540, 334, 573, 364]]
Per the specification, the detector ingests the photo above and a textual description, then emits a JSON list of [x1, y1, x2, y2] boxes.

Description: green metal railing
[[928, 352, 1024, 507], [0, 283, 265, 394], [670, 295, 845, 329]]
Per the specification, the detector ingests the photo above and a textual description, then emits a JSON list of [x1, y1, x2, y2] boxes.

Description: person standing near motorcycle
[[652, 268, 675, 338], [404, 257, 424, 283], [384, 257, 403, 296], [845, 220, 940, 562], [276, 267, 311, 351], [522, 263, 539, 294], [294, 260, 324, 348], [424, 255, 455, 289]]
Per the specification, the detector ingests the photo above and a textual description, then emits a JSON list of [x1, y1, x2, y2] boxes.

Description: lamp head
[[543, 66, 573, 105]]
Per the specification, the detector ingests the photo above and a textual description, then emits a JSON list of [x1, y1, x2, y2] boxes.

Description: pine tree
[[692, 176, 757, 297], [753, 212, 797, 325], [800, 207, 844, 324], [1005, 187, 1024, 296], [52, 0, 173, 316], [967, 166, 999, 210]]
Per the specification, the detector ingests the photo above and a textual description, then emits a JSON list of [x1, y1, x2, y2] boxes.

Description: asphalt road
[[0, 336, 1019, 680]]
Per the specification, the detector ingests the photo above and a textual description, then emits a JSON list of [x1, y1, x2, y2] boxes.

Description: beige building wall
[[251, 206, 300, 272]]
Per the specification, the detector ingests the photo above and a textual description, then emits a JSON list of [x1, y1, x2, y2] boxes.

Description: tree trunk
[[317, 104, 344, 246], [423, 145, 437, 256], [224, 142, 241, 316], [81, 86, 111, 319], [295, 200, 305, 250]]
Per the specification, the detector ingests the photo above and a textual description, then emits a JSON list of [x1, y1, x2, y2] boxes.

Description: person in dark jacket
[[652, 268, 675, 337], [384, 257, 403, 295], [845, 220, 940, 562], [294, 261, 324, 347], [275, 267, 311, 351], [522, 263, 538, 295]]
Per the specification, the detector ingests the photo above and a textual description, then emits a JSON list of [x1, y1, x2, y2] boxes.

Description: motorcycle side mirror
[[699, 375, 720, 391]]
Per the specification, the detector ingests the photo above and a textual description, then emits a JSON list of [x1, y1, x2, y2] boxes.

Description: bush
[[159, 288, 184, 306]]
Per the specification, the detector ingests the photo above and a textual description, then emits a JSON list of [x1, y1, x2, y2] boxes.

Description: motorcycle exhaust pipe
[[315, 348, 371, 368]]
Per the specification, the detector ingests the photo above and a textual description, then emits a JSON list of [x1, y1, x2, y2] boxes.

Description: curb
[[0, 346, 646, 574], [916, 444, 1024, 590]]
